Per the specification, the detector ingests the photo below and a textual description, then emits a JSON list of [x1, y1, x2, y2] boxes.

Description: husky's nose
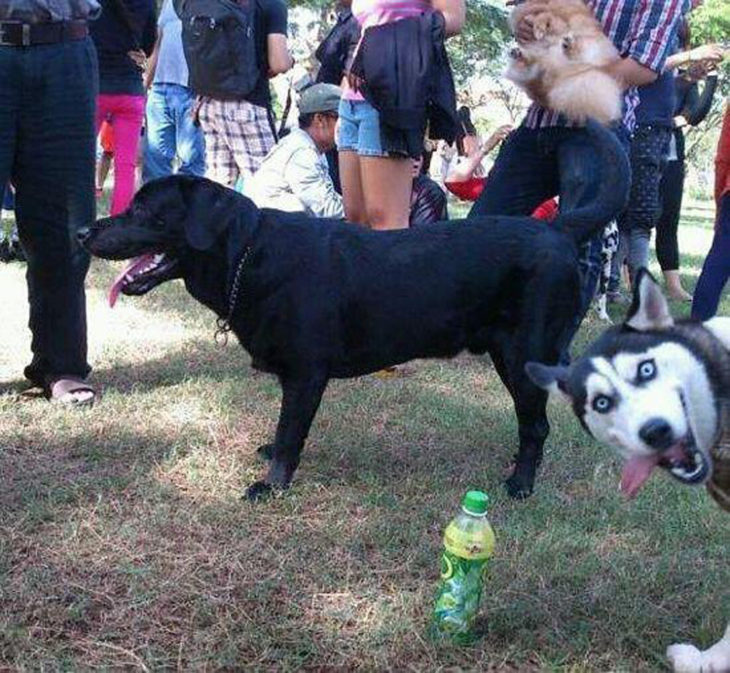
[[639, 418, 675, 451]]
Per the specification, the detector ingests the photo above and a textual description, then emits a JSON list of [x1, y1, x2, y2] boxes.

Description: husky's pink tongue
[[620, 454, 660, 499], [108, 254, 156, 307]]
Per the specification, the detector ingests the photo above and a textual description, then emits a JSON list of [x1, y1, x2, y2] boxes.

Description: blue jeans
[[469, 124, 630, 361], [143, 83, 205, 182], [0, 38, 97, 382], [692, 194, 730, 321]]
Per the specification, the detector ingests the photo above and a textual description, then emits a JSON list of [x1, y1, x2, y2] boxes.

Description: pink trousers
[[96, 94, 145, 215]]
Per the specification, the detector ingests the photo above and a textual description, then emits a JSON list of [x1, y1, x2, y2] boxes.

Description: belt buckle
[[0, 23, 30, 46], [0, 24, 11, 46]]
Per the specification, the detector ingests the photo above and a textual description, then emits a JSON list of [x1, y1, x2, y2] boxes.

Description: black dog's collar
[[215, 246, 252, 346]]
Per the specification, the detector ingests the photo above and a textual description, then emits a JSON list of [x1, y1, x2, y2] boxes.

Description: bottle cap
[[462, 490, 489, 516]]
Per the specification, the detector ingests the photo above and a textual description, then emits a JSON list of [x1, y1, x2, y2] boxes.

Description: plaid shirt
[[523, 0, 685, 131]]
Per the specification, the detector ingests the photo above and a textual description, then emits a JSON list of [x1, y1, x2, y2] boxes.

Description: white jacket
[[246, 128, 344, 219]]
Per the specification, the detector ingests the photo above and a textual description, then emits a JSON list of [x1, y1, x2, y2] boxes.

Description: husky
[[526, 269, 730, 673]]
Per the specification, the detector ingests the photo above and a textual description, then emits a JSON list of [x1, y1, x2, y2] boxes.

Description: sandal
[[44, 377, 97, 407]]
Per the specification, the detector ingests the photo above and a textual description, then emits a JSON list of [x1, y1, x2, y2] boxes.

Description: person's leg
[[339, 151, 367, 223], [657, 157, 691, 300], [692, 194, 730, 321], [360, 155, 413, 229], [142, 83, 176, 182], [228, 100, 275, 186], [198, 98, 240, 188], [96, 151, 113, 193], [623, 125, 672, 279], [0, 50, 18, 263], [468, 126, 558, 217], [12, 38, 97, 392], [108, 95, 145, 215], [170, 84, 206, 177], [556, 125, 630, 358], [336, 100, 366, 223]]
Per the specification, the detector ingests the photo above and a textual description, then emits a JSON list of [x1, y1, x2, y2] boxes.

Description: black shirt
[[315, 8, 360, 86], [248, 0, 288, 107], [89, 0, 157, 96]]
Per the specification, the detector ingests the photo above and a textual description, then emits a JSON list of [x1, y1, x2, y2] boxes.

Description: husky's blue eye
[[637, 359, 656, 382], [592, 395, 613, 413]]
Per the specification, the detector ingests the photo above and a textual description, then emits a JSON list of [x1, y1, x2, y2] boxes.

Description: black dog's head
[[79, 176, 260, 307]]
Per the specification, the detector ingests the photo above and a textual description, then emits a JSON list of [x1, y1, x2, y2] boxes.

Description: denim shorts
[[337, 99, 388, 157]]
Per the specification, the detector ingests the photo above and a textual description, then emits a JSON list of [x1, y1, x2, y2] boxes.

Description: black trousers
[[0, 38, 98, 383], [656, 128, 685, 271]]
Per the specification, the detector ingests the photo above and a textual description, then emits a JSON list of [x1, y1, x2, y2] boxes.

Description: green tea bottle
[[432, 490, 495, 643]]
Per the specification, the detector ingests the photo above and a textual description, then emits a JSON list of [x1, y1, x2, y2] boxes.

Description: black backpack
[[175, 0, 260, 100]]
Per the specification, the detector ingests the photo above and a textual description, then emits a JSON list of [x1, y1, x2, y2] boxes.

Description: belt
[[0, 20, 88, 47]]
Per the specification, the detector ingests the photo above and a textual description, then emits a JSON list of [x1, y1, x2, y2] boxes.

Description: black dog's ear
[[625, 268, 673, 332], [179, 177, 258, 251], [525, 362, 572, 402]]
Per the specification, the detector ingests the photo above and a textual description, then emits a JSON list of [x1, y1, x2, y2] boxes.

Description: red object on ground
[[445, 176, 558, 221]]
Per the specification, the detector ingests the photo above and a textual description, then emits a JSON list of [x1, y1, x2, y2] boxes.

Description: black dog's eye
[[637, 359, 656, 383], [592, 394, 613, 414]]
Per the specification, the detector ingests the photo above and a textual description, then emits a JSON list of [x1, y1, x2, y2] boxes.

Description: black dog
[[79, 121, 628, 501]]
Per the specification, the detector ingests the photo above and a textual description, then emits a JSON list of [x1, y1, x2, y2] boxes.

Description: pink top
[[342, 0, 432, 102]]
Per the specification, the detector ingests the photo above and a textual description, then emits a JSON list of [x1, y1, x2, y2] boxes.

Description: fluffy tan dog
[[505, 0, 622, 124]]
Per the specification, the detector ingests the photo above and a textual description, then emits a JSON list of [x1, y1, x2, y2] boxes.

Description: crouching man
[[247, 83, 344, 218]]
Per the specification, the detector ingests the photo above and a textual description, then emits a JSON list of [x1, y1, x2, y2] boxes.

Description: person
[[90, 0, 157, 216], [656, 23, 721, 301], [142, 0, 205, 183], [610, 70, 676, 297], [1, 0, 99, 404], [337, 0, 465, 230], [471, 0, 684, 360], [314, 0, 360, 194], [443, 124, 513, 200], [691, 101, 730, 321], [409, 153, 448, 227], [610, 5, 724, 302], [196, 0, 292, 188], [246, 84, 344, 218]]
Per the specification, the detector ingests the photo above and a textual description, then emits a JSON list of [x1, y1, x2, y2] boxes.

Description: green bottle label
[[433, 549, 489, 642]]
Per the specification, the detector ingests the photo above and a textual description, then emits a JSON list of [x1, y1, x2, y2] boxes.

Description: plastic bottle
[[432, 490, 495, 643]]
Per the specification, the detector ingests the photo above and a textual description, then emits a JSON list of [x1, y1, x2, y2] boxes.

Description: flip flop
[[43, 377, 97, 407]]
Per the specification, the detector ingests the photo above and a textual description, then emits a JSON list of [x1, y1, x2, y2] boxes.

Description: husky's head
[[527, 270, 727, 499]]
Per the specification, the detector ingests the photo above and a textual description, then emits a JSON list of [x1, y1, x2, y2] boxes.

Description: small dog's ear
[[625, 268, 674, 331], [525, 362, 572, 402]]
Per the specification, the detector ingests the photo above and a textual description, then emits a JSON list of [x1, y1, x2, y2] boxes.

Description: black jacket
[[350, 13, 458, 157], [410, 175, 448, 228], [315, 8, 360, 86]]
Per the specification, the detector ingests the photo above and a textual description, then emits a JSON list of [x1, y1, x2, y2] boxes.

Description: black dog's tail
[[553, 119, 630, 245]]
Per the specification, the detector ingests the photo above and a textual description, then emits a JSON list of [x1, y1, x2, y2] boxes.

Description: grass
[[1, 198, 729, 671]]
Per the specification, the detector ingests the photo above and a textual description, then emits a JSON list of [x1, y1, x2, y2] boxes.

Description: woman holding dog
[[337, 0, 465, 230]]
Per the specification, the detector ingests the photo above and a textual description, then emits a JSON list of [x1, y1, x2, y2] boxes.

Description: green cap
[[462, 490, 489, 516], [298, 83, 342, 115]]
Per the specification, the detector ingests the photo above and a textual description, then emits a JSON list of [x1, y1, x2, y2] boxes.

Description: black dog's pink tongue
[[620, 454, 660, 499], [108, 254, 155, 308]]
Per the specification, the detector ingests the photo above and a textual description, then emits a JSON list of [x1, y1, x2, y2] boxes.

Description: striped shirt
[[523, 0, 685, 131], [342, 0, 432, 102]]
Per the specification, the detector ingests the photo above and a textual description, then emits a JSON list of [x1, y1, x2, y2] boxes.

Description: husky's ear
[[625, 268, 674, 331], [525, 362, 572, 402]]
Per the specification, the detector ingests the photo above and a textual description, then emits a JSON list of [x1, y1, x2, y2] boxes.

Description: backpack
[[175, 0, 260, 100]]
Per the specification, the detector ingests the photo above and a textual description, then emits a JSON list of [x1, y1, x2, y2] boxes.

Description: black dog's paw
[[504, 471, 535, 500], [244, 481, 274, 501], [256, 443, 275, 461]]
